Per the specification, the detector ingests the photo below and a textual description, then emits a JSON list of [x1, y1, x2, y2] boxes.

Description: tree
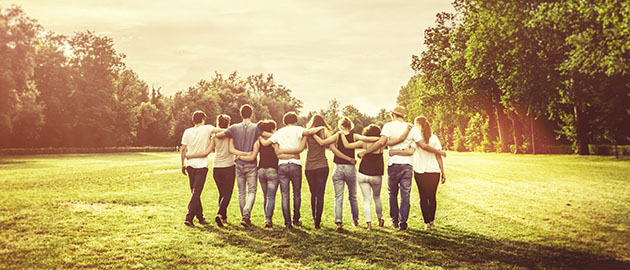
[[0, 6, 43, 146]]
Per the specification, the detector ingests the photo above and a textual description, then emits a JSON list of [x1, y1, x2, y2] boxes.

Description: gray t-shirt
[[225, 122, 261, 165]]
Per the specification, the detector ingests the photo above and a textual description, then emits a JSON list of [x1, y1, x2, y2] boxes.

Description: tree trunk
[[573, 104, 589, 155], [530, 112, 536, 155], [486, 107, 498, 143], [494, 102, 510, 153], [510, 111, 523, 154]]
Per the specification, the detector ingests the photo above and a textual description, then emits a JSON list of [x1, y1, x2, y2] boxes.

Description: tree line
[[398, 0, 629, 155], [0, 6, 306, 148]]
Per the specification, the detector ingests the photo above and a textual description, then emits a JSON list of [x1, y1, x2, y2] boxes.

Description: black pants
[[305, 167, 329, 225], [414, 172, 440, 223], [186, 167, 208, 222], [213, 166, 235, 219]]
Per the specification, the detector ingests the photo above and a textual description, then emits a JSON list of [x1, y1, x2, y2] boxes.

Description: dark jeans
[[305, 167, 329, 225], [186, 167, 208, 222], [213, 166, 235, 220], [278, 163, 302, 226], [387, 164, 413, 226], [414, 172, 440, 223]]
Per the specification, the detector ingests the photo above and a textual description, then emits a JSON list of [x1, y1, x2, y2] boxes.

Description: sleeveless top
[[333, 132, 355, 165], [305, 131, 328, 170], [358, 153, 384, 176], [258, 143, 279, 169], [213, 137, 235, 168]]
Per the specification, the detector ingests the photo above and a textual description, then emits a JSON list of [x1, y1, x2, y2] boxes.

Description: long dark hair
[[415, 116, 431, 142], [307, 114, 331, 130], [362, 124, 381, 137]]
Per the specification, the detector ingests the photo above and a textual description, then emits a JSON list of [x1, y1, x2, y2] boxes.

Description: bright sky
[[7, 0, 454, 116]]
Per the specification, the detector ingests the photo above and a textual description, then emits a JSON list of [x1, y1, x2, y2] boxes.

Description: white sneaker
[[429, 222, 435, 229], [425, 223, 431, 230]]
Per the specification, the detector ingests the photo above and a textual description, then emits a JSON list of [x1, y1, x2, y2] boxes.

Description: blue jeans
[[387, 164, 413, 226], [278, 163, 302, 226], [236, 163, 258, 220], [259, 167, 279, 223], [305, 167, 329, 225], [332, 164, 359, 224]]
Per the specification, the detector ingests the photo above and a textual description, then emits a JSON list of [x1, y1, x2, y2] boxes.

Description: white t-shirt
[[269, 125, 305, 165], [381, 120, 421, 166], [181, 124, 215, 168], [413, 134, 442, 173]]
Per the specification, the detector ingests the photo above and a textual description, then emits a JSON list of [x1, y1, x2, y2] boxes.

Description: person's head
[[257, 119, 277, 133], [283, 111, 298, 126], [307, 114, 330, 130], [415, 116, 432, 142], [192, 110, 206, 125], [216, 114, 231, 129], [240, 104, 253, 119], [390, 106, 406, 120], [338, 117, 353, 131], [362, 124, 381, 137]]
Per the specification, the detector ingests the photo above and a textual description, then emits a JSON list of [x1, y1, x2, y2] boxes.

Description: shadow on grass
[[193, 223, 629, 269]]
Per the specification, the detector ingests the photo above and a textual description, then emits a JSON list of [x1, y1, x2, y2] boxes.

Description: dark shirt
[[225, 122, 261, 165], [334, 132, 355, 165], [359, 153, 384, 176], [258, 143, 278, 169]]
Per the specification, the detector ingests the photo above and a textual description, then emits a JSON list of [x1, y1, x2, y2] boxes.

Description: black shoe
[[353, 220, 359, 227], [292, 220, 302, 227], [392, 222, 399, 229], [184, 220, 195, 227], [336, 223, 343, 232], [240, 219, 250, 228], [215, 216, 224, 227], [314, 222, 321, 229], [399, 223, 408, 231], [264, 221, 273, 228], [285, 224, 293, 229], [198, 218, 209, 225]]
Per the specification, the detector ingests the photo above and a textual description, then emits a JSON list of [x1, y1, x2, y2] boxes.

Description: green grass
[[1, 152, 629, 269]]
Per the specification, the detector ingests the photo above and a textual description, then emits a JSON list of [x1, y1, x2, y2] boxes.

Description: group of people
[[179, 104, 446, 231]]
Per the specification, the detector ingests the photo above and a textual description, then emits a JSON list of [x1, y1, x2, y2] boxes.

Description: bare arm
[[237, 140, 261, 162], [354, 133, 380, 142], [386, 124, 412, 146], [278, 136, 307, 154], [229, 138, 251, 156], [437, 154, 446, 184], [303, 126, 325, 136], [186, 136, 217, 159], [180, 144, 188, 175], [416, 140, 447, 157], [260, 136, 273, 146], [359, 136, 387, 158], [341, 132, 365, 149], [313, 130, 338, 146], [329, 141, 356, 165], [389, 147, 415, 156]]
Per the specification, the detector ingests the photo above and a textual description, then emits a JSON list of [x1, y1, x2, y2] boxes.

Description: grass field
[[1, 152, 629, 269]]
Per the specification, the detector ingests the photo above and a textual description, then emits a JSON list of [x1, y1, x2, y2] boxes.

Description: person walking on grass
[[359, 106, 446, 230], [216, 104, 263, 228], [186, 114, 235, 228], [235, 120, 300, 228], [301, 114, 332, 229], [180, 110, 223, 227], [268, 112, 325, 229], [339, 123, 411, 231], [390, 116, 446, 230]]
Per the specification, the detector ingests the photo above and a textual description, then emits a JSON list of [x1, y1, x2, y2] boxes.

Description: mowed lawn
[[0, 152, 629, 269]]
